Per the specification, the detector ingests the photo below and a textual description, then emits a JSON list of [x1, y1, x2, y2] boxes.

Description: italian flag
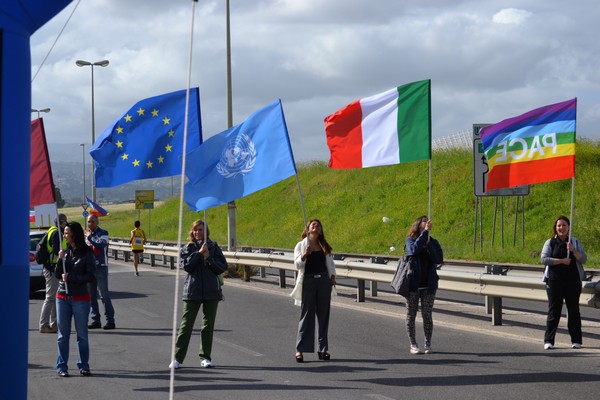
[[325, 79, 431, 169]]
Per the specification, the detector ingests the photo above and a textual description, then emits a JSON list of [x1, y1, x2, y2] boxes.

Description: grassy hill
[[60, 140, 600, 267]]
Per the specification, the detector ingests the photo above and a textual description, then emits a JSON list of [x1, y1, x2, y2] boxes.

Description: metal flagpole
[[169, 1, 197, 398], [226, 0, 238, 254]]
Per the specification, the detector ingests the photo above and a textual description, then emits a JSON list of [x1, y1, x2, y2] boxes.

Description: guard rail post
[[357, 280, 366, 302], [370, 256, 387, 297], [150, 254, 156, 266], [279, 269, 286, 288], [486, 264, 504, 326], [370, 281, 378, 297]]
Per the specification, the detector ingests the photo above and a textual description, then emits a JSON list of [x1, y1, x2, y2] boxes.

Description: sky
[[31, 0, 600, 164]]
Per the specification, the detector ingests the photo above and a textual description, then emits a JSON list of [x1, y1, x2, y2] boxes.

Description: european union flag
[[184, 99, 297, 211], [91, 88, 202, 187]]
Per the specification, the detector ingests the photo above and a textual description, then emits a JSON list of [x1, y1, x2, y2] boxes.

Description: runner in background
[[130, 220, 146, 276]]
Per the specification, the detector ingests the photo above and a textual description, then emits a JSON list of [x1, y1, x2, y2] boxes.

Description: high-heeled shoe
[[317, 352, 330, 361], [295, 352, 303, 363]]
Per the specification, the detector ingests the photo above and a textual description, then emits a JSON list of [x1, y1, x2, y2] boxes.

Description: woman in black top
[[541, 215, 587, 349], [291, 219, 336, 362], [54, 222, 96, 377]]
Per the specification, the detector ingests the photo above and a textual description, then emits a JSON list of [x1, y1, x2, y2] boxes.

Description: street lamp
[[80, 143, 86, 200], [76, 59, 109, 202], [80, 143, 86, 226], [31, 108, 51, 118]]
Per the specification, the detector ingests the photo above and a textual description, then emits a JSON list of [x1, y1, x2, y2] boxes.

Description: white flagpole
[[428, 159, 432, 220], [203, 209, 208, 241], [568, 176, 575, 257], [52, 203, 69, 294], [294, 172, 308, 231], [170, 1, 197, 397]]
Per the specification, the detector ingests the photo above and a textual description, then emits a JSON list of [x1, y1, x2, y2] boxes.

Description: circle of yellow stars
[[113, 106, 177, 169]]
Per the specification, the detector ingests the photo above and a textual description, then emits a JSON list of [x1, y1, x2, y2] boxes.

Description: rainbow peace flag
[[86, 196, 110, 217], [480, 98, 576, 191]]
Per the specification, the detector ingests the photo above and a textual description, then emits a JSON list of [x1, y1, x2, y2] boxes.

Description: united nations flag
[[184, 99, 297, 211]]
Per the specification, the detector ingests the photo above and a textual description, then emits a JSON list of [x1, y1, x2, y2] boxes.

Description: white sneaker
[[410, 345, 422, 355], [572, 343, 582, 349], [544, 343, 554, 350], [169, 360, 180, 369], [424, 344, 432, 354], [200, 359, 213, 368]]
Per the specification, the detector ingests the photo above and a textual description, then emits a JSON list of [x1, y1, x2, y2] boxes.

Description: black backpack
[[34, 231, 51, 265]]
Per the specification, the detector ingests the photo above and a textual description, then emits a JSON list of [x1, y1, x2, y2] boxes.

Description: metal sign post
[[473, 124, 529, 251]]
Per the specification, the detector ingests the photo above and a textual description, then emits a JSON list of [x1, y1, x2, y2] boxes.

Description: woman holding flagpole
[[541, 215, 587, 350], [291, 219, 336, 362], [169, 219, 227, 369], [404, 215, 442, 355]]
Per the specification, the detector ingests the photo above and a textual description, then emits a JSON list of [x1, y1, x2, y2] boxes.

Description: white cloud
[[492, 8, 533, 25], [30, 0, 600, 166]]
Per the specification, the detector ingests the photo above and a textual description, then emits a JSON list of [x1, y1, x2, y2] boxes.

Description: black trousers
[[544, 279, 582, 345], [296, 274, 332, 353]]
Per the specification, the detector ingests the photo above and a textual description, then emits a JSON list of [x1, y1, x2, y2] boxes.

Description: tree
[[54, 186, 65, 208]]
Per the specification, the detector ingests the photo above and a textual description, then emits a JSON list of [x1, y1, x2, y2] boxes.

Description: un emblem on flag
[[217, 133, 257, 178]]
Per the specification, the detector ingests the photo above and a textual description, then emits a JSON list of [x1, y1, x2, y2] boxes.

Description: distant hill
[[50, 160, 181, 206], [59, 140, 600, 266]]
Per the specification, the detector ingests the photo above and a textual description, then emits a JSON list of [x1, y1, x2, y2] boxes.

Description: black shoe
[[103, 322, 116, 330], [88, 322, 101, 329], [58, 370, 69, 377], [295, 353, 303, 363], [317, 352, 331, 361], [79, 369, 91, 376]]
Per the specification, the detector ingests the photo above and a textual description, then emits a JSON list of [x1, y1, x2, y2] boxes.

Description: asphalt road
[[28, 260, 600, 400]]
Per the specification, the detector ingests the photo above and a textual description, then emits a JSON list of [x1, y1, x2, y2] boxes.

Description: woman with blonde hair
[[169, 219, 228, 369]]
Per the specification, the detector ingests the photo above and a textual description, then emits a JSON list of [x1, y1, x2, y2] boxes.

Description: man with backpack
[[38, 213, 67, 333]]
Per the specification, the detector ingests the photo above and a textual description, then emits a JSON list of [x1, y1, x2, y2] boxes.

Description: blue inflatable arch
[[0, 1, 72, 398]]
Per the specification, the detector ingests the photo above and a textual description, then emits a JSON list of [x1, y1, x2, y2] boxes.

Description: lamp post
[[31, 108, 50, 118], [76, 59, 109, 203], [80, 143, 86, 226]]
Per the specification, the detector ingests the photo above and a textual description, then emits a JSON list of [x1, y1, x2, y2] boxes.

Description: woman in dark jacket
[[54, 221, 96, 377], [541, 215, 587, 350], [404, 215, 442, 355], [169, 220, 228, 369]]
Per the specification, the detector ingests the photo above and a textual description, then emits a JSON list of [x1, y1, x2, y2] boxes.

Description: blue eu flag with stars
[[91, 88, 202, 187]]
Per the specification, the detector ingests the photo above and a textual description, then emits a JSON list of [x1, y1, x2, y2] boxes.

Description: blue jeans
[[88, 264, 115, 324], [56, 297, 90, 372]]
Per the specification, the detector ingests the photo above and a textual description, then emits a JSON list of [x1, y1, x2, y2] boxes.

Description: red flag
[[30, 118, 56, 207]]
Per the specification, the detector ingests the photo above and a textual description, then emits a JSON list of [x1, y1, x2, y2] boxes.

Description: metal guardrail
[[108, 240, 600, 325]]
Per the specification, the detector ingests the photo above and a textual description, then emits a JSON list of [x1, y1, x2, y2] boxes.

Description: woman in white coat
[[291, 219, 336, 362]]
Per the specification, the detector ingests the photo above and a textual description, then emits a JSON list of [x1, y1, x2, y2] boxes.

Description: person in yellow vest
[[130, 220, 146, 276], [39, 213, 68, 333]]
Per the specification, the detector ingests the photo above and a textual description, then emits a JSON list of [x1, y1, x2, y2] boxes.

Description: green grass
[[60, 140, 600, 267]]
